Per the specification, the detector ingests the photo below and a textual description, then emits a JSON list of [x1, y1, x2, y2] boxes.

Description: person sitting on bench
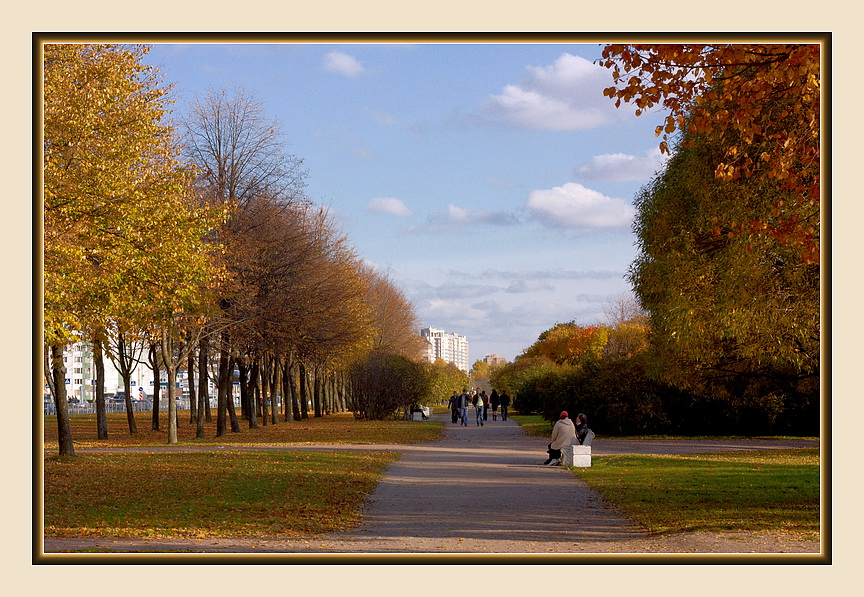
[[544, 411, 576, 465]]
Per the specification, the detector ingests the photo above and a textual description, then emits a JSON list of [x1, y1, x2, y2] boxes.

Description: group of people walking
[[448, 389, 510, 426]]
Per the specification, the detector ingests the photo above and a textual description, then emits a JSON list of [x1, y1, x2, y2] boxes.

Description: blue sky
[[145, 42, 670, 363]]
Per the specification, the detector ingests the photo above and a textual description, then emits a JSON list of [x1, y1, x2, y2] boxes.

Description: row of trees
[[492, 43, 821, 436], [43, 44, 433, 455]]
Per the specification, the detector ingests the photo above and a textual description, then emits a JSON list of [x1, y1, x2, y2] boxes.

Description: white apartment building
[[44, 341, 215, 402], [419, 327, 469, 373]]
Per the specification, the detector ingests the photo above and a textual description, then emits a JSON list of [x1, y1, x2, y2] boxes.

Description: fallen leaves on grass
[[44, 450, 400, 539], [42, 410, 444, 449]]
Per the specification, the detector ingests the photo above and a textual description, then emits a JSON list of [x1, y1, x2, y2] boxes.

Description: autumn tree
[[360, 265, 425, 360], [602, 293, 650, 358], [599, 43, 820, 263], [519, 321, 609, 366], [43, 43, 220, 453], [426, 358, 470, 404], [348, 351, 426, 420], [180, 86, 308, 435], [629, 129, 819, 424]]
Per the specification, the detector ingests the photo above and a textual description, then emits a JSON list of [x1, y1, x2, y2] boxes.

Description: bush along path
[[42, 413, 821, 556]]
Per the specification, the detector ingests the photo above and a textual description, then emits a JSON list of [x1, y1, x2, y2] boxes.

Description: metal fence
[[43, 398, 216, 417]]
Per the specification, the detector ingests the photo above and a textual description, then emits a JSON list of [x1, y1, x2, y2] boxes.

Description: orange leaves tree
[[599, 43, 820, 263], [492, 321, 611, 421], [520, 322, 609, 366]]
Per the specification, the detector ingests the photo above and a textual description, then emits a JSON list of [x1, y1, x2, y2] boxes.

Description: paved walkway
[[42, 412, 820, 555]]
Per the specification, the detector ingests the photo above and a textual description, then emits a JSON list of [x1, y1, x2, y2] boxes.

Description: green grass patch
[[44, 450, 400, 539], [574, 448, 820, 539], [510, 413, 551, 437]]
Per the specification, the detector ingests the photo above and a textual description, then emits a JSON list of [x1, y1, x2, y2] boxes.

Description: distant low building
[[420, 327, 469, 373], [483, 353, 508, 365]]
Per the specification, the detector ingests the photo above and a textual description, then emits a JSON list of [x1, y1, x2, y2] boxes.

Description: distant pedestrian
[[543, 411, 576, 466], [490, 389, 500, 421], [481, 391, 489, 421], [499, 390, 511, 421], [475, 396, 484, 426]]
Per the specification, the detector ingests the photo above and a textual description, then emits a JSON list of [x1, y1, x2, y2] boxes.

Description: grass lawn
[[510, 413, 551, 437], [44, 450, 401, 539], [42, 410, 445, 449], [574, 449, 821, 539], [42, 410, 442, 540], [510, 414, 820, 539]]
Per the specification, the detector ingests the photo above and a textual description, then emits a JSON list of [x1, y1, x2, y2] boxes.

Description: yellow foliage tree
[[43, 43, 227, 450]]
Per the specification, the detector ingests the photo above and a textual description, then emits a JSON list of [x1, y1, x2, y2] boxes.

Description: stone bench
[[560, 429, 595, 467], [405, 406, 431, 421]]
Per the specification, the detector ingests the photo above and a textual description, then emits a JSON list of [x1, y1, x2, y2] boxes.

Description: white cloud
[[478, 53, 622, 130], [323, 51, 366, 78], [527, 183, 635, 229], [366, 197, 413, 217], [573, 148, 668, 182]]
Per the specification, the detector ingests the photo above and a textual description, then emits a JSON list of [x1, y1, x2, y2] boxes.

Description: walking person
[[490, 389, 500, 421], [458, 389, 470, 426], [499, 390, 511, 421], [481, 391, 489, 421], [448, 391, 459, 424], [543, 411, 576, 466], [475, 394, 485, 426]]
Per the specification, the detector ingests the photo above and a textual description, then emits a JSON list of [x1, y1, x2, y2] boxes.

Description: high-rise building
[[420, 327, 469, 373]]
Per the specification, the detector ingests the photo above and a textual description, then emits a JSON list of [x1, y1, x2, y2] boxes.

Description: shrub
[[347, 351, 426, 420]]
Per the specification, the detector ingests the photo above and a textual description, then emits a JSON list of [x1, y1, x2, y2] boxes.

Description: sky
[[144, 42, 670, 363]]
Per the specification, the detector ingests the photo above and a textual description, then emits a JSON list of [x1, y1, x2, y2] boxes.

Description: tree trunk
[[149, 343, 159, 432], [227, 358, 241, 433], [249, 360, 261, 421], [260, 356, 270, 426], [50, 344, 75, 457], [160, 334, 179, 444], [196, 336, 208, 438], [270, 357, 279, 425], [188, 352, 197, 424], [313, 365, 322, 418], [216, 332, 230, 436], [282, 360, 294, 422], [289, 362, 301, 421], [93, 338, 108, 440], [123, 366, 135, 434], [299, 362, 309, 420], [238, 360, 249, 421], [241, 362, 258, 429]]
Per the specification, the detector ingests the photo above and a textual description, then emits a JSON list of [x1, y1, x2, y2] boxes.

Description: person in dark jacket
[[575, 413, 588, 444], [448, 391, 459, 424], [490, 390, 500, 421], [499, 390, 511, 421], [458, 390, 471, 426]]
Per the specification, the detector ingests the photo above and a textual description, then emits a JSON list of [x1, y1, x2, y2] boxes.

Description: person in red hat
[[543, 411, 576, 465]]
